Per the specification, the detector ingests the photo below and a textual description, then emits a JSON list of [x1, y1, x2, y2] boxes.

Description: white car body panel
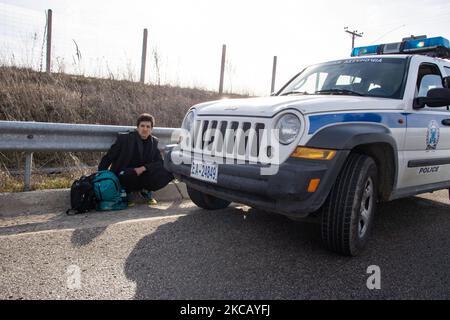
[[185, 54, 450, 197]]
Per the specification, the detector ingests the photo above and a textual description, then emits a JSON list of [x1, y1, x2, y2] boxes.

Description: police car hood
[[194, 95, 404, 117]]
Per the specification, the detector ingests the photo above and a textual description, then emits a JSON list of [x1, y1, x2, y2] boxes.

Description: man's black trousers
[[118, 163, 174, 193]]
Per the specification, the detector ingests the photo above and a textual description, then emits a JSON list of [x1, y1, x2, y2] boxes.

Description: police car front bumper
[[164, 148, 349, 217]]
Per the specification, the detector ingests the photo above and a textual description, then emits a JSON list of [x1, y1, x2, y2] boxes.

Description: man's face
[[137, 121, 152, 139]]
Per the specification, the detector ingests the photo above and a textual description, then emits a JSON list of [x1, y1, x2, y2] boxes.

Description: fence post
[[219, 44, 226, 95], [140, 28, 148, 83], [24, 152, 33, 191], [46, 9, 52, 74], [271, 56, 277, 94]]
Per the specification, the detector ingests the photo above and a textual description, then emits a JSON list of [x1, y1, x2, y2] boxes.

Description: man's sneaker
[[127, 192, 136, 207], [140, 190, 158, 206]]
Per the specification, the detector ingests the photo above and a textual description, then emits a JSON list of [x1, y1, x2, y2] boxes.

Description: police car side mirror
[[413, 88, 450, 109]]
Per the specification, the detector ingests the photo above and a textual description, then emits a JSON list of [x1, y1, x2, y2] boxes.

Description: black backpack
[[66, 174, 97, 215]]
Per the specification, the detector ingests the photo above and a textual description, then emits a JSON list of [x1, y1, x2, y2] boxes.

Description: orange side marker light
[[308, 179, 321, 193]]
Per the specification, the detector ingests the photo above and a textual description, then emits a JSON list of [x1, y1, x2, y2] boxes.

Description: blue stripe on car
[[308, 112, 449, 135]]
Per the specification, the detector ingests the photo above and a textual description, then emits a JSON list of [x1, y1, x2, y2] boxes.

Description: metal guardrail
[[0, 121, 180, 191]]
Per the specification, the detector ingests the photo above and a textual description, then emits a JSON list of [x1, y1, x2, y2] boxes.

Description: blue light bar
[[351, 45, 380, 57], [403, 36, 450, 52], [350, 36, 450, 57]]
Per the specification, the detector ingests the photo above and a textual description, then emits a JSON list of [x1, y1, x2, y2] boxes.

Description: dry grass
[[0, 169, 22, 193], [0, 66, 247, 192], [0, 167, 95, 193], [0, 65, 241, 127]]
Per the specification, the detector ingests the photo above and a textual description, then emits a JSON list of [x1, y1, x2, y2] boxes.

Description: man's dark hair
[[137, 113, 155, 128]]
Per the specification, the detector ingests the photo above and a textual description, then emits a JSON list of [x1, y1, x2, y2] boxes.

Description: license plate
[[190, 160, 218, 184]]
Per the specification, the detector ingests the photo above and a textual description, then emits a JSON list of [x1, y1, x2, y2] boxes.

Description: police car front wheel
[[187, 186, 231, 210], [321, 153, 378, 256]]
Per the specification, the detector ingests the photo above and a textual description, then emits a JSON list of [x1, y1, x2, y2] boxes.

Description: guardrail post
[[24, 152, 33, 191]]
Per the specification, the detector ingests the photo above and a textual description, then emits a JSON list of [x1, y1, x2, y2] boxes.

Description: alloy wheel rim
[[359, 177, 374, 238]]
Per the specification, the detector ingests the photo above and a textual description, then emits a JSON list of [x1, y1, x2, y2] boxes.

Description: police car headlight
[[182, 110, 195, 132], [275, 113, 301, 145]]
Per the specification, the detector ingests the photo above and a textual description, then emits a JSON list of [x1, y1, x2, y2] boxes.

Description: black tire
[[321, 153, 378, 256], [187, 186, 231, 210]]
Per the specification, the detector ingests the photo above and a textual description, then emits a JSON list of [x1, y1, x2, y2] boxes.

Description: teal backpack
[[92, 171, 128, 211]]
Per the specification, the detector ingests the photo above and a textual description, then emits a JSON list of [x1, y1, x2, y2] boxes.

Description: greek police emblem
[[426, 120, 440, 150]]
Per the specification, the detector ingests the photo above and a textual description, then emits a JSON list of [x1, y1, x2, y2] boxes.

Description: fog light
[[308, 179, 321, 193]]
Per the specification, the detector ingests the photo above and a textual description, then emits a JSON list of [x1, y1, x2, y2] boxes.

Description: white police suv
[[165, 36, 450, 256]]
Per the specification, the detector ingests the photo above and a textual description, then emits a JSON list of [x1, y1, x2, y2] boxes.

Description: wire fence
[[0, 3, 46, 71], [0, 4, 153, 82], [0, 3, 280, 96], [2, 2, 450, 97]]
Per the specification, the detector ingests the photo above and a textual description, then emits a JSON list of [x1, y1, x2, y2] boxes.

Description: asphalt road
[[0, 191, 449, 300]]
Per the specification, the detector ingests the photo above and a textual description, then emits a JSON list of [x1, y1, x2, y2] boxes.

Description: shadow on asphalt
[[71, 227, 108, 247], [124, 196, 450, 300], [0, 200, 194, 237]]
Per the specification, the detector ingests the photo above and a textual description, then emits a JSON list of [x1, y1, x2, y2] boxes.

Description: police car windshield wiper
[[315, 89, 364, 96], [280, 91, 310, 96]]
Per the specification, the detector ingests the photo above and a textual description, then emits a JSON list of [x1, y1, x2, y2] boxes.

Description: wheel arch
[[352, 142, 396, 201], [307, 123, 398, 201]]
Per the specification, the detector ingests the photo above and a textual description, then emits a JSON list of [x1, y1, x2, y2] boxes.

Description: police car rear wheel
[[321, 153, 378, 256], [187, 186, 231, 210]]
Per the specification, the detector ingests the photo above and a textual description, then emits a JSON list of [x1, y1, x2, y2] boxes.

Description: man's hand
[[134, 166, 147, 176]]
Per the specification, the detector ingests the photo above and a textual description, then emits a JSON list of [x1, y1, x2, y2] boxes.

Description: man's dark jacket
[[98, 130, 162, 175]]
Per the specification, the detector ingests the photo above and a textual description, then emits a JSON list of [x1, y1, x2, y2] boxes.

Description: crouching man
[[98, 113, 174, 206]]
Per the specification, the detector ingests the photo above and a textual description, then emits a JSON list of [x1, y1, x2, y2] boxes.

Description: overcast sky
[[1, 0, 449, 95]]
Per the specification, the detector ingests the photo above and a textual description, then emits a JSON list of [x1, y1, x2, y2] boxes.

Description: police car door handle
[[442, 119, 450, 126]]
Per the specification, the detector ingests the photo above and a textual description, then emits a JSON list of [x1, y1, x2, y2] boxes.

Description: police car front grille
[[189, 119, 266, 162]]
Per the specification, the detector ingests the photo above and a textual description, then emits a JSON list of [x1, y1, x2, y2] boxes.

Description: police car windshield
[[279, 58, 408, 99]]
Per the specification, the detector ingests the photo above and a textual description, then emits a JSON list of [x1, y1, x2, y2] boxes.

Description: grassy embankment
[[0, 66, 246, 192]]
